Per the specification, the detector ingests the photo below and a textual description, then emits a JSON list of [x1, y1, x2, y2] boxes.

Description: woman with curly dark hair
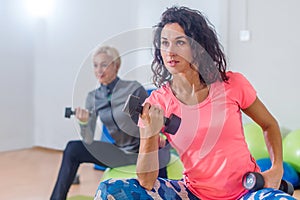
[[94, 6, 296, 200], [151, 6, 228, 88]]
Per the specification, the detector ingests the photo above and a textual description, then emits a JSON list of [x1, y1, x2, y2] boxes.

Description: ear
[[115, 64, 120, 73]]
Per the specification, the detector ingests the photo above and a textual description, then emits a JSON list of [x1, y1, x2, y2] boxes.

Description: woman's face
[[93, 53, 119, 85], [160, 23, 193, 75]]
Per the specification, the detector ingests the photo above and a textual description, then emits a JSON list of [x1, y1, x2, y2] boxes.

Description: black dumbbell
[[65, 107, 91, 118], [242, 172, 294, 195], [122, 94, 181, 135], [65, 107, 75, 118], [64, 107, 92, 118]]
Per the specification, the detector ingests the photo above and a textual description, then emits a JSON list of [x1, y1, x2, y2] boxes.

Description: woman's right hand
[[75, 107, 89, 124], [140, 103, 164, 138]]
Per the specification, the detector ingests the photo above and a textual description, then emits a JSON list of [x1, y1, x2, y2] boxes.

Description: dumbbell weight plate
[[65, 107, 74, 118], [243, 172, 264, 191]]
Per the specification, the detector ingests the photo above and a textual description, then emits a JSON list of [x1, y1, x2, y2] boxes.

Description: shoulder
[[226, 71, 248, 84], [118, 79, 142, 87], [224, 71, 254, 89], [120, 80, 147, 95], [146, 84, 172, 104], [113, 79, 146, 94], [150, 84, 170, 96], [87, 89, 97, 97], [224, 71, 257, 108]]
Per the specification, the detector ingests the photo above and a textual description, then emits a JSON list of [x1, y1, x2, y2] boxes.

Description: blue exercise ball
[[256, 158, 300, 187]]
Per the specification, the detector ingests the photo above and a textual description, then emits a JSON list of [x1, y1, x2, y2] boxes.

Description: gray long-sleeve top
[[79, 77, 148, 153]]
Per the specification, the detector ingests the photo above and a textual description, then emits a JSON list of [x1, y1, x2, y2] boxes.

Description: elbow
[[137, 177, 155, 191], [137, 171, 158, 191], [261, 119, 279, 133]]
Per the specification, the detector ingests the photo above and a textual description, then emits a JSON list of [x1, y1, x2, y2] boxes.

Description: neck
[[101, 76, 118, 86], [170, 69, 208, 105], [171, 70, 205, 94]]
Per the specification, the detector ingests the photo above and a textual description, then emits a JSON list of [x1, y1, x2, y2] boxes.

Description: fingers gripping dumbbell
[[242, 172, 294, 195], [122, 94, 181, 135], [64, 107, 91, 119]]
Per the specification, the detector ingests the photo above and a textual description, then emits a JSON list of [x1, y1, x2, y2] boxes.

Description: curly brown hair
[[152, 6, 228, 87]]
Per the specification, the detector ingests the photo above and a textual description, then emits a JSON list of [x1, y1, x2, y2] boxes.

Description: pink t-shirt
[[142, 71, 260, 200]]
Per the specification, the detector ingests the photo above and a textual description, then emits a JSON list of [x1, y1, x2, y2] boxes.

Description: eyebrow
[[161, 36, 187, 40]]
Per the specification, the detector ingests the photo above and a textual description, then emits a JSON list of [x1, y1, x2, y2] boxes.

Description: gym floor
[[0, 147, 103, 199], [0, 147, 299, 200]]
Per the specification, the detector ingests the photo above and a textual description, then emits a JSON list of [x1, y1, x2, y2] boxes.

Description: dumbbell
[[122, 94, 181, 135], [64, 107, 91, 118], [65, 107, 75, 118], [242, 172, 294, 195]]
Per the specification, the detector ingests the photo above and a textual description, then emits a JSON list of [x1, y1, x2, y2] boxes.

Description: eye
[[94, 63, 108, 68], [161, 40, 169, 47], [176, 40, 186, 46], [100, 63, 108, 68]]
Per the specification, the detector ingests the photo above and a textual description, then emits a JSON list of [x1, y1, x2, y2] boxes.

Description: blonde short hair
[[92, 46, 121, 68]]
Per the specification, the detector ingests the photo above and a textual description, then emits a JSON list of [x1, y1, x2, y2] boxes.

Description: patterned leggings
[[94, 178, 296, 200]]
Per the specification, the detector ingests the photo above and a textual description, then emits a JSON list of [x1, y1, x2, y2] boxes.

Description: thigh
[[85, 141, 138, 168], [95, 178, 199, 200], [240, 188, 296, 200]]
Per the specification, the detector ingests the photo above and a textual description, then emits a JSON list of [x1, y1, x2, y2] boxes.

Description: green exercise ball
[[243, 123, 269, 160], [166, 154, 184, 180], [100, 154, 184, 181], [100, 165, 137, 181], [283, 129, 300, 173]]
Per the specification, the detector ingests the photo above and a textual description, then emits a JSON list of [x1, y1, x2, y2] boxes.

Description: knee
[[95, 180, 117, 199], [96, 180, 109, 198], [63, 140, 83, 157], [95, 179, 140, 199]]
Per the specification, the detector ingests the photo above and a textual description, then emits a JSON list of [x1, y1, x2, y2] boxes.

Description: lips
[[167, 60, 179, 67]]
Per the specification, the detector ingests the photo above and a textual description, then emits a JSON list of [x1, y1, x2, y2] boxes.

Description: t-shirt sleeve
[[228, 72, 257, 109]]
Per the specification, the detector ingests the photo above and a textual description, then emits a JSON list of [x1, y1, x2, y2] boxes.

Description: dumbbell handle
[[122, 95, 181, 135], [242, 172, 294, 195], [137, 104, 179, 135], [131, 103, 173, 126]]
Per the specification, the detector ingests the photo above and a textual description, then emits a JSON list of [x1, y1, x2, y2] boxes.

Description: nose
[[165, 43, 177, 56]]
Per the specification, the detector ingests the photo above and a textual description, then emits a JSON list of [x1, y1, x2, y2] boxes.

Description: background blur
[[1, 0, 299, 151]]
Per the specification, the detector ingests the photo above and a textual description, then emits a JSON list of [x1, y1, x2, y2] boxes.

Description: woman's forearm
[[263, 122, 283, 171], [136, 129, 160, 190]]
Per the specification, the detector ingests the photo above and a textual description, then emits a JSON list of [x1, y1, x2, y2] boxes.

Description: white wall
[[227, 0, 300, 129], [1, 0, 299, 152], [0, 0, 35, 151]]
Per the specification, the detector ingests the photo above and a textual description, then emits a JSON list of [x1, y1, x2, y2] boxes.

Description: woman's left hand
[[261, 166, 283, 189]]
